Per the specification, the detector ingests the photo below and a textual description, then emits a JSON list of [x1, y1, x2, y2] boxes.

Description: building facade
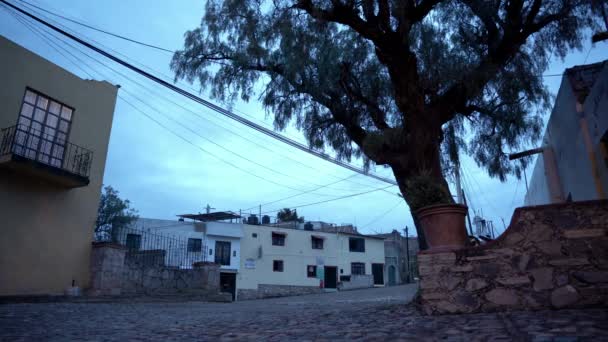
[[525, 61, 608, 205], [371, 230, 419, 286], [0, 36, 118, 296], [237, 224, 385, 300]]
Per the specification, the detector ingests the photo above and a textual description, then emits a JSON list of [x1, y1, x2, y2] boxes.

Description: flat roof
[[177, 211, 241, 222]]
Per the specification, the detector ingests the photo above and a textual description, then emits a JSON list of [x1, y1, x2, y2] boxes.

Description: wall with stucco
[[0, 36, 118, 296]]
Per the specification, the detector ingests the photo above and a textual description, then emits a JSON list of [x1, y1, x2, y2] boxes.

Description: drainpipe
[[577, 102, 606, 199]]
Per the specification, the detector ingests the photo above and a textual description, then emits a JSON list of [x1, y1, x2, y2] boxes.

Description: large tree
[[95, 186, 139, 240], [171, 0, 601, 224]]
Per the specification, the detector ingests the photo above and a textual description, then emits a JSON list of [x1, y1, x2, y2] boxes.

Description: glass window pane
[[26, 149, 37, 159], [61, 107, 73, 121], [39, 155, 49, 164], [24, 90, 37, 104], [52, 146, 64, 158], [49, 101, 61, 115], [56, 132, 66, 144], [18, 117, 31, 129], [21, 103, 34, 118], [12, 145, 24, 155], [51, 158, 62, 167], [58, 120, 69, 133], [43, 127, 56, 139], [31, 121, 42, 133], [36, 96, 48, 110], [33, 109, 45, 123], [27, 136, 39, 149], [40, 141, 52, 155], [46, 114, 58, 128], [14, 131, 27, 146]]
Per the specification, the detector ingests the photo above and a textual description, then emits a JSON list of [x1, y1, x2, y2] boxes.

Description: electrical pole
[[205, 204, 215, 214], [462, 191, 475, 236]]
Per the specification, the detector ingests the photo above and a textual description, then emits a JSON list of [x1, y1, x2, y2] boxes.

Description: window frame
[[273, 260, 284, 272], [187, 238, 203, 252], [214, 241, 232, 266], [272, 232, 286, 246], [349, 237, 365, 252], [125, 233, 141, 251], [311, 236, 324, 249], [351, 262, 365, 275], [307, 265, 317, 278]]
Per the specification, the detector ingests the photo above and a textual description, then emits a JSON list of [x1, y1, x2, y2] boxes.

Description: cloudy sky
[[1, 0, 606, 236]]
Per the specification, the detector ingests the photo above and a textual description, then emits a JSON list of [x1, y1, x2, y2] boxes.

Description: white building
[[237, 224, 385, 300]]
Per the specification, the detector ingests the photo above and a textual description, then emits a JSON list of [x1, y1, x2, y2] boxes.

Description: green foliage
[[404, 174, 454, 212], [95, 185, 138, 234], [171, 0, 602, 205], [277, 208, 304, 223]]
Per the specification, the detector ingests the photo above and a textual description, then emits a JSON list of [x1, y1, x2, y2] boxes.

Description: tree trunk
[[390, 135, 453, 251]]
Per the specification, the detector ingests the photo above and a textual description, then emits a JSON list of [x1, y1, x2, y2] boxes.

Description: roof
[[177, 211, 241, 222], [566, 61, 607, 103]]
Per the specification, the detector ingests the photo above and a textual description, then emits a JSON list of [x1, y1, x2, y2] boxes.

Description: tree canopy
[[95, 185, 139, 238], [277, 208, 304, 222], [172, 0, 602, 211]]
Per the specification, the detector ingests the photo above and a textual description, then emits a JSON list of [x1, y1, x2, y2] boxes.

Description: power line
[[359, 199, 403, 229], [1, 0, 397, 186], [16, 0, 175, 53], [261, 184, 395, 215]]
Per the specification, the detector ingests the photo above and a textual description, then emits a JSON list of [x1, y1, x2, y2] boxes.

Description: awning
[[177, 211, 241, 222], [272, 231, 287, 236], [311, 235, 326, 239]]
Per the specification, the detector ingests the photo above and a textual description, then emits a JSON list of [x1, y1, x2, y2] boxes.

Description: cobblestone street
[[1, 285, 607, 341]]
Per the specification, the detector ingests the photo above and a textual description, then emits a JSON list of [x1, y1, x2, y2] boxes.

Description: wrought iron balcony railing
[[1, 124, 93, 179]]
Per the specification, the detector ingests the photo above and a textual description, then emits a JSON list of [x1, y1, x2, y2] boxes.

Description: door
[[214, 241, 231, 266], [324, 266, 337, 289], [372, 263, 384, 285], [388, 265, 396, 286], [219, 272, 236, 301]]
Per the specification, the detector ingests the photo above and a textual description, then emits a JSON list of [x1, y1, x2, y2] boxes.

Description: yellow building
[[0, 36, 118, 296]]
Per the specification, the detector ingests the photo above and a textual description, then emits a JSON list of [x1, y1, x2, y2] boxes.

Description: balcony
[[0, 124, 93, 188]]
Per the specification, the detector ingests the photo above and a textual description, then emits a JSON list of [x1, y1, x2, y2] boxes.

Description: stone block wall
[[88, 243, 221, 297], [237, 284, 323, 300], [418, 200, 608, 314], [339, 275, 374, 291]]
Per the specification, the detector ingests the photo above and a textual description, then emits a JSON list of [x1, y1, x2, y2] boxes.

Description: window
[[311, 236, 324, 249], [209, 249, 213, 255], [214, 241, 231, 265], [307, 265, 317, 278], [126, 234, 141, 250], [351, 262, 365, 275], [14, 88, 73, 168], [272, 232, 285, 246], [273, 260, 284, 272], [187, 238, 202, 252], [349, 238, 365, 252], [252, 233, 258, 238]]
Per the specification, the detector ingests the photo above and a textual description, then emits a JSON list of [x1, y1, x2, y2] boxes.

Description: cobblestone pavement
[[1, 285, 607, 341]]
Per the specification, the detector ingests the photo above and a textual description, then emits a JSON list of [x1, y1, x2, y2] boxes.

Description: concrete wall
[[418, 200, 608, 314], [237, 224, 385, 298], [526, 63, 608, 205], [0, 36, 118, 296]]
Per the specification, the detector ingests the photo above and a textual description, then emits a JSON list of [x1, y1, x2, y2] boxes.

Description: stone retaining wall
[[418, 200, 608, 314], [89, 243, 223, 298], [237, 284, 323, 300]]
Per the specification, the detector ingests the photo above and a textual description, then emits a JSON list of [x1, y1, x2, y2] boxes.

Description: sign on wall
[[245, 258, 256, 269]]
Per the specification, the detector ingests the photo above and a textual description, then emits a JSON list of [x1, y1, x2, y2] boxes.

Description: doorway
[[324, 266, 337, 289], [219, 272, 236, 301], [372, 263, 384, 286], [388, 265, 396, 286]]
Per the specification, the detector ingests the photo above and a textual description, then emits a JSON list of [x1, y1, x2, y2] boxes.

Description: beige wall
[[0, 36, 118, 295], [238, 224, 385, 290]]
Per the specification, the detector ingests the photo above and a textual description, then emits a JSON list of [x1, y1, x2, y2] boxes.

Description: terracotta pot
[[416, 204, 468, 252]]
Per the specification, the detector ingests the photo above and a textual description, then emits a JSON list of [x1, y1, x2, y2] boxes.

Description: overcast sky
[[1, 0, 606, 236]]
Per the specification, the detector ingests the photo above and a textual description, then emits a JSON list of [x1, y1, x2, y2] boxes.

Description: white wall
[[237, 224, 385, 290]]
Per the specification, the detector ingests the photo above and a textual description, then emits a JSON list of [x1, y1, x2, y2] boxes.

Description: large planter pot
[[416, 204, 468, 252]]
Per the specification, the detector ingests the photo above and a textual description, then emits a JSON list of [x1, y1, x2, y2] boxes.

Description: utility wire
[[358, 199, 403, 229], [1, 0, 397, 186], [16, 0, 175, 53]]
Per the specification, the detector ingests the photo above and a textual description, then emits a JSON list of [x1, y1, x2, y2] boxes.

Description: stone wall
[[339, 275, 374, 291], [237, 284, 323, 300], [418, 200, 608, 314], [89, 243, 223, 298]]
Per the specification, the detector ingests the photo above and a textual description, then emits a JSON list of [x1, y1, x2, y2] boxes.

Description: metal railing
[[95, 226, 209, 269], [0, 124, 93, 178]]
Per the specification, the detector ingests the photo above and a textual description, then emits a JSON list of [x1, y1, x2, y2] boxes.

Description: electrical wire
[[358, 199, 404, 229], [1, 0, 398, 186]]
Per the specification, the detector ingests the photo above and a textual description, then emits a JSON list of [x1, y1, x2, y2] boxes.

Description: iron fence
[[94, 226, 208, 268], [0, 124, 93, 178]]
